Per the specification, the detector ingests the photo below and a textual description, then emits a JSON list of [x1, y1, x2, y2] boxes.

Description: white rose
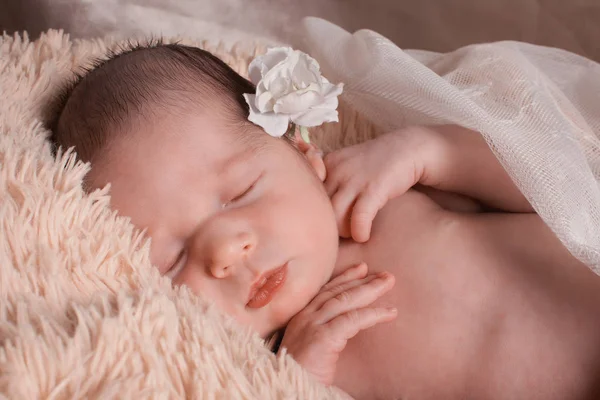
[[243, 47, 344, 137]]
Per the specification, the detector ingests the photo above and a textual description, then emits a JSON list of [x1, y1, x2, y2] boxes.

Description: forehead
[[89, 109, 264, 223], [107, 109, 263, 172]]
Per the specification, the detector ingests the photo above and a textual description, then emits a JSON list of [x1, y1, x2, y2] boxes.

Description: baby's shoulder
[[369, 189, 454, 241], [361, 190, 465, 266]]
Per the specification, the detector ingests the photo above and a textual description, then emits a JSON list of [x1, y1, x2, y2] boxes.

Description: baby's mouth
[[246, 264, 288, 309]]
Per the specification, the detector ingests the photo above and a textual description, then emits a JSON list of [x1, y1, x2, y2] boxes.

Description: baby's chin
[[256, 246, 338, 337], [259, 280, 331, 340]]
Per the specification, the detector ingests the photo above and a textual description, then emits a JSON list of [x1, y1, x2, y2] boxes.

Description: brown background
[[1, 0, 599, 61]]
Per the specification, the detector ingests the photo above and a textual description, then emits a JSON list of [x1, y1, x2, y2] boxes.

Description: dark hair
[[49, 41, 256, 163]]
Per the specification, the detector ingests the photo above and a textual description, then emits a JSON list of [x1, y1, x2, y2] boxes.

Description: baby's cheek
[[269, 307, 295, 333], [171, 267, 202, 292], [293, 276, 322, 312]]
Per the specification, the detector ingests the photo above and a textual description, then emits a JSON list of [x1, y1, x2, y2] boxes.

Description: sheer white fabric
[[301, 18, 600, 273]]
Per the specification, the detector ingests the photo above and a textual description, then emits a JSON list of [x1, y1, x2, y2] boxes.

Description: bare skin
[[90, 111, 600, 399], [331, 192, 600, 399], [320, 125, 600, 399]]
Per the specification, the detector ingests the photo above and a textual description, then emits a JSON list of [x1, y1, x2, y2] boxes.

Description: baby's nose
[[207, 231, 256, 279]]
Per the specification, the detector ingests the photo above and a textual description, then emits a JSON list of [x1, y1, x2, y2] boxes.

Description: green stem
[[300, 126, 310, 144]]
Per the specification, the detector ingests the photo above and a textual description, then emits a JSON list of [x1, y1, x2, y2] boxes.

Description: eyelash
[[225, 180, 258, 206], [166, 249, 187, 278]]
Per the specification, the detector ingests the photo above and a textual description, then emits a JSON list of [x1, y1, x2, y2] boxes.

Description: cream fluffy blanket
[[0, 31, 373, 399]]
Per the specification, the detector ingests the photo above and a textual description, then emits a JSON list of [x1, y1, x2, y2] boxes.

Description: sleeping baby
[[50, 43, 600, 399]]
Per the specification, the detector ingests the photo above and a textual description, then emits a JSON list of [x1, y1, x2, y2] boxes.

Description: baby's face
[[88, 111, 339, 337]]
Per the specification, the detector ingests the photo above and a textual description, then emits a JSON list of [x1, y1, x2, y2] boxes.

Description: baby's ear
[[293, 131, 326, 182]]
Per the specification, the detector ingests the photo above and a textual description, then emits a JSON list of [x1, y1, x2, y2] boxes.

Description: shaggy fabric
[[0, 30, 375, 399]]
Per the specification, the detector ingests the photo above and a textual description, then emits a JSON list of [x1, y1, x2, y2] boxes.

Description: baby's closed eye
[[165, 248, 187, 279], [222, 172, 264, 208], [225, 180, 257, 206]]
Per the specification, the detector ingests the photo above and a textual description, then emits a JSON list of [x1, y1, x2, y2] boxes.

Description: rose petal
[[244, 94, 290, 137], [317, 95, 339, 112], [268, 76, 294, 99], [273, 90, 322, 115], [291, 68, 312, 89], [292, 53, 320, 89], [256, 91, 274, 112], [295, 82, 321, 95], [248, 61, 265, 85], [243, 93, 258, 110], [258, 50, 295, 90], [263, 59, 294, 85], [254, 80, 271, 101], [291, 108, 339, 127], [251, 112, 290, 137], [321, 82, 344, 99], [248, 47, 293, 84], [300, 52, 321, 74], [263, 47, 294, 70]]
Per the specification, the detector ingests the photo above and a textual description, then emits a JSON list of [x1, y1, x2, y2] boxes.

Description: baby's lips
[[246, 263, 289, 309]]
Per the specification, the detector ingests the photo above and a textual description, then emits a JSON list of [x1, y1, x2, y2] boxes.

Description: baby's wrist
[[410, 124, 483, 191], [394, 125, 448, 187]]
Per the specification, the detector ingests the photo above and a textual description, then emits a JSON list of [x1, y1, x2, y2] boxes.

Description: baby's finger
[[330, 187, 357, 239], [351, 190, 386, 243], [323, 149, 349, 171], [322, 262, 369, 291], [327, 306, 398, 344], [314, 272, 395, 324], [307, 274, 379, 313], [324, 176, 340, 198]]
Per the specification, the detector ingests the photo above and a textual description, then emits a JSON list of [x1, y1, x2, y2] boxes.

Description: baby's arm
[[324, 124, 533, 242], [419, 124, 533, 213]]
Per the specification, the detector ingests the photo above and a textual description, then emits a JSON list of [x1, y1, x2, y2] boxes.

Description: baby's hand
[[324, 128, 436, 242], [278, 263, 396, 386]]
